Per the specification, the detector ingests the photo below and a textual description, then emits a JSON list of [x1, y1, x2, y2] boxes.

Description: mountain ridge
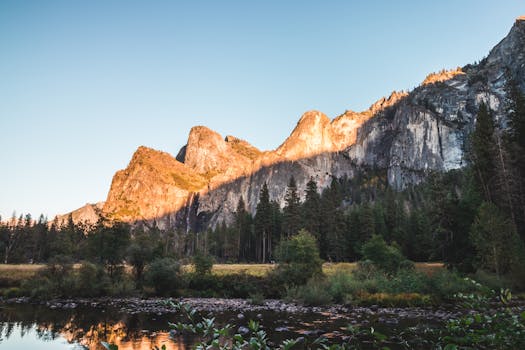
[[60, 18, 525, 231]]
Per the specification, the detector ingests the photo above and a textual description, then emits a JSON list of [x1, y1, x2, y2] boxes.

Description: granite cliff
[[65, 18, 525, 231]]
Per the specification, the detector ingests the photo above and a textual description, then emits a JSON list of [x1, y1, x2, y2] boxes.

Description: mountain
[[52, 202, 104, 228], [64, 17, 525, 231]]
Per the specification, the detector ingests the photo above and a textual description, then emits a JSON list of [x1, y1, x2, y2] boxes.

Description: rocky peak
[[331, 91, 407, 149], [276, 111, 334, 159], [484, 15, 525, 86], [368, 91, 408, 114], [184, 126, 231, 174], [103, 146, 206, 222], [225, 135, 262, 160], [52, 202, 104, 228], [422, 68, 465, 86]]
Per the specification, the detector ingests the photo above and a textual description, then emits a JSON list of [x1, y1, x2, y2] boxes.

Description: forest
[[1, 81, 525, 291]]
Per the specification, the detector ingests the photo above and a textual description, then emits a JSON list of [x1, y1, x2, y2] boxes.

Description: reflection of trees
[[0, 304, 186, 350]]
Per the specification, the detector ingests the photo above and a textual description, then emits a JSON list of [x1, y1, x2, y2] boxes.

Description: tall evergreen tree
[[505, 80, 525, 241], [283, 176, 301, 237], [235, 196, 253, 262], [302, 177, 321, 238], [470, 103, 497, 202], [255, 182, 272, 263], [470, 201, 521, 278]]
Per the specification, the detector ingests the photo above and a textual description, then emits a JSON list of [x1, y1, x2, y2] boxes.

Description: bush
[[3, 287, 22, 298], [353, 260, 380, 280], [185, 273, 269, 298], [380, 269, 428, 294], [248, 292, 265, 305], [272, 229, 323, 286], [361, 235, 406, 274], [428, 269, 482, 300], [74, 262, 110, 297], [287, 277, 333, 306], [193, 253, 213, 276], [145, 258, 181, 296]]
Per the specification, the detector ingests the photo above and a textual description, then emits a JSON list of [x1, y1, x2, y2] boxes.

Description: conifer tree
[[235, 196, 253, 262], [255, 182, 272, 262], [505, 80, 525, 241], [302, 177, 321, 238], [470, 201, 521, 278], [283, 176, 301, 237], [470, 103, 497, 202]]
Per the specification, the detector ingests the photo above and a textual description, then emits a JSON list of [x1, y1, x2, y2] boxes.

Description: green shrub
[[287, 277, 333, 306], [272, 229, 323, 286], [381, 269, 428, 294], [428, 270, 482, 299], [193, 253, 214, 276], [145, 257, 181, 296], [328, 271, 357, 303], [3, 287, 22, 298], [353, 260, 380, 280], [248, 292, 265, 305], [74, 262, 110, 297], [361, 235, 406, 274], [107, 278, 137, 297], [471, 269, 512, 291], [185, 272, 269, 298]]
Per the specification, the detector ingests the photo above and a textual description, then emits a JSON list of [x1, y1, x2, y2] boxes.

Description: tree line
[[1, 79, 524, 285]]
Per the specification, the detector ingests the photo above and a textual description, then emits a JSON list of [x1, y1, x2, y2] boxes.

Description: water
[[0, 302, 443, 349]]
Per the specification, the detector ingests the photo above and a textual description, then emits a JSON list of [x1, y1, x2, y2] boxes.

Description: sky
[[1, 1, 524, 220]]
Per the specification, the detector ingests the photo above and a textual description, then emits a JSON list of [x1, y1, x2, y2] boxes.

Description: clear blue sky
[[1, 1, 524, 220]]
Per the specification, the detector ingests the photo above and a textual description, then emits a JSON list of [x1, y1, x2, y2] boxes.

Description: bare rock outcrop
[[59, 17, 525, 231]]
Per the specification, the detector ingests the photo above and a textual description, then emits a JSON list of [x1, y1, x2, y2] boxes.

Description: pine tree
[[283, 176, 301, 237], [302, 177, 321, 238], [505, 80, 525, 241], [269, 200, 283, 260], [470, 201, 521, 278], [470, 103, 497, 202], [255, 182, 272, 263], [235, 196, 253, 262]]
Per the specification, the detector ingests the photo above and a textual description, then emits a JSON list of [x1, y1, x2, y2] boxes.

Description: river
[[0, 297, 489, 349]]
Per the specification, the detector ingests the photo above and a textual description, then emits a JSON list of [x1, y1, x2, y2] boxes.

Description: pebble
[[238, 326, 249, 335]]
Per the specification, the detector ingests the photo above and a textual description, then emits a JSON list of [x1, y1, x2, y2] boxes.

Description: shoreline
[[1, 296, 492, 325]]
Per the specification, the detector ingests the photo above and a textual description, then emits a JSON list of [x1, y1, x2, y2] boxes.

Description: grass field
[[0, 262, 444, 287], [209, 262, 444, 276]]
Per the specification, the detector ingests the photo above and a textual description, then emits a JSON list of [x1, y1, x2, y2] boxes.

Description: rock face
[[53, 202, 104, 228], [103, 146, 206, 223], [61, 18, 525, 231]]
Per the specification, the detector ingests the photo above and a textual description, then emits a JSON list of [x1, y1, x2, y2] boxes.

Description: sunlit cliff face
[[56, 17, 525, 230], [101, 91, 406, 224], [422, 67, 465, 86]]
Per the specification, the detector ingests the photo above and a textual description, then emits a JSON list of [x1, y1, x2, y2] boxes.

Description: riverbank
[[2, 295, 525, 349], [4, 296, 524, 322]]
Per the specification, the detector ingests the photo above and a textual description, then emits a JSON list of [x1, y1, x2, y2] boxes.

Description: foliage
[[144, 257, 181, 296], [127, 229, 161, 286], [470, 201, 521, 277], [282, 176, 301, 237], [286, 276, 333, 306], [273, 229, 323, 286], [361, 235, 407, 274], [438, 288, 525, 349], [74, 262, 111, 297], [193, 253, 214, 276]]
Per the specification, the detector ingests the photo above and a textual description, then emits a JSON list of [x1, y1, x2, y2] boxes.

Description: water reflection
[[0, 302, 426, 349], [0, 304, 185, 349]]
